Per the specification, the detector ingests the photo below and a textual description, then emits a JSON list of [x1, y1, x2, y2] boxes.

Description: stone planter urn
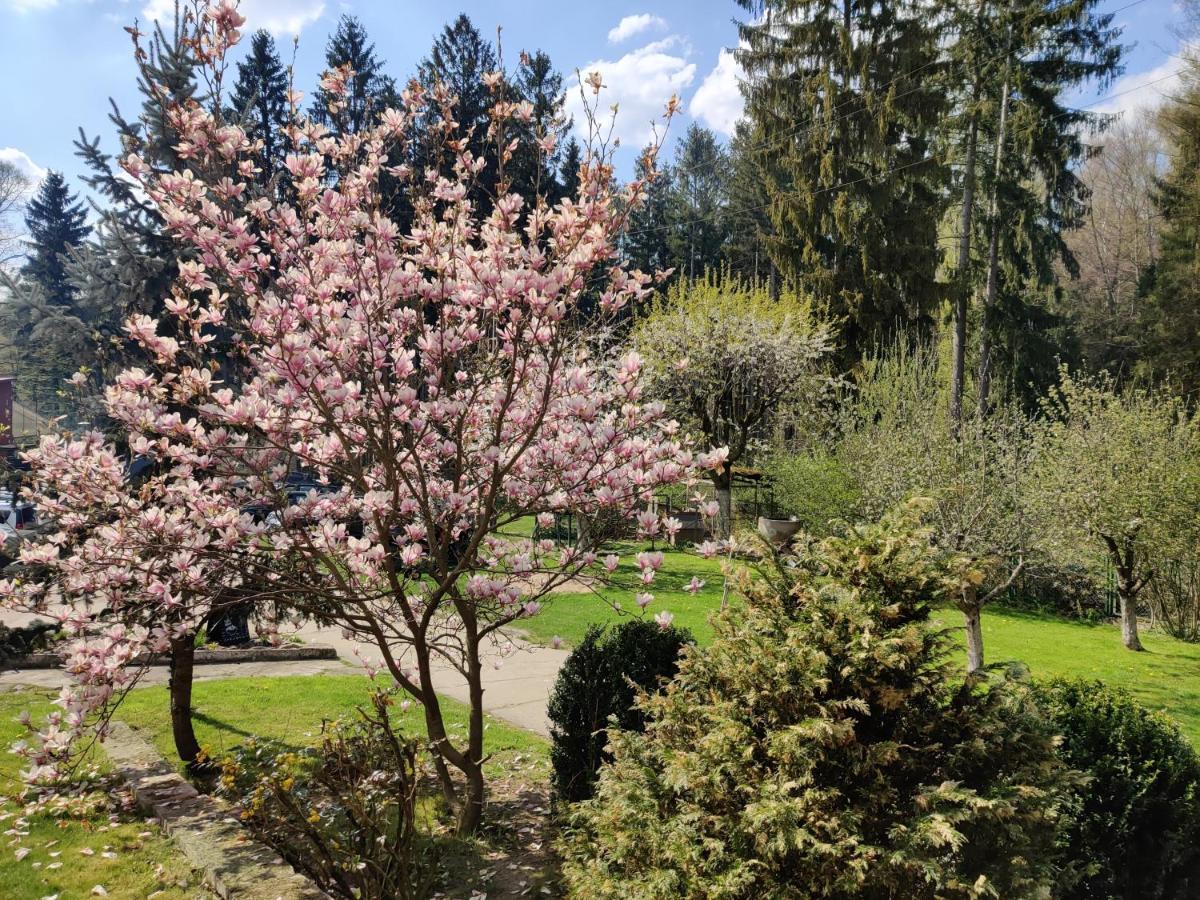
[[757, 516, 803, 546]]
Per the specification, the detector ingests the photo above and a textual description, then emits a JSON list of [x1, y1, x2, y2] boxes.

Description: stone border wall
[[104, 721, 330, 899], [6, 644, 339, 669]]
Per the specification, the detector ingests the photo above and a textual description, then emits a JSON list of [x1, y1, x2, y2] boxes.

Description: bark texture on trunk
[[168, 634, 202, 767], [978, 41, 1012, 417], [951, 111, 979, 429], [963, 604, 985, 673], [1103, 533, 1148, 652], [1119, 590, 1144, 652], [713, 469, 733, 539]]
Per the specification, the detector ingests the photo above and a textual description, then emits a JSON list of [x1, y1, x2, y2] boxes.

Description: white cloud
[[567, 37, 697, 150], [142, 0, 326, 37], [1094, 53, 1188, 117], [608, 13, 668, 43], [690, 48, 744, 136], [0, 148, 47, 187]]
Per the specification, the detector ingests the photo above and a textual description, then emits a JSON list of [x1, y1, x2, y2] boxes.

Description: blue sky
[[0, 0, 1186, 201]]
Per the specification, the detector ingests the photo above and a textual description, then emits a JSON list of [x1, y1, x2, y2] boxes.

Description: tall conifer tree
[[943, 0, 1122, 415], [312, 16, 397, 136], [559, 136, 582, 197], [667, 124, 731, 281], [724, 121, 780, 287], [736, 0, 949, 363], [623, 149, 675, 276], [1141, 55, 1200, 392], [508, 50, 570, 202], [229, 29, 290, 192], [416, 15, 499, 210], [21, 172, 89, 308]]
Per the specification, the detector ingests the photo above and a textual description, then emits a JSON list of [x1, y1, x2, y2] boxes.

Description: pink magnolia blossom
[[0, 4, 725, 831]]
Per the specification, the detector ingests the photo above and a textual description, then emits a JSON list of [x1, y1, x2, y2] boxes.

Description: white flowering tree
[[633, 275, 833, 535], [1, 2, 714, 834]]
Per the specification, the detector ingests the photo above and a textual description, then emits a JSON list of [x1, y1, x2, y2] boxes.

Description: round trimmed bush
[[548, 619, 693, 804], [1035, 678, 1200, 899], [559, 505, 1074, 899]]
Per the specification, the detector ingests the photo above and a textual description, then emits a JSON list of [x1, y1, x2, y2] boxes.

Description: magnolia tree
[[1031, 372, 1200, 652], [633, 275, 833, 536], [1, 1, 714, 834]]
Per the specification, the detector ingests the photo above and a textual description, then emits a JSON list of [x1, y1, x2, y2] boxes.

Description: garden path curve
[[0, 613, 567, 737]]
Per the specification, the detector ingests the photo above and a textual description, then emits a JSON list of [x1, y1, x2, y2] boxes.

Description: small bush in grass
[[1035, 678, 1200, 899], [219, 690, 437, 900], [558, 503, 1075, 898], [548, 619, 693, 804]]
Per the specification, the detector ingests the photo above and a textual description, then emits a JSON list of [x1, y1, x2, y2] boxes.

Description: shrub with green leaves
[[218, 690, 437, 900], [559, 503, 1074, 898], [548, 619, 694, 804], [761, 451, 860, 533], [1035, 679, 1200, 899]]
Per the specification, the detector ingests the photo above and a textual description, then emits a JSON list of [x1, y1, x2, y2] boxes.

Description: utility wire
[[625, 63, 1184, 242], [657, 0, 1152, 187]]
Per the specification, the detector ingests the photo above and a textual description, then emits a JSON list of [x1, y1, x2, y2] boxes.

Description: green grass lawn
[[520, 541, 729, 645], [0, 692, 203, 900], [115, 674, 548, 782], [959, 606, 1200, 744], [518, 544, 1200, 745]]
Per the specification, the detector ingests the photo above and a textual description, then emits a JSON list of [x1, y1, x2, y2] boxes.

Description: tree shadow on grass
[[191, 710, 308, 757]]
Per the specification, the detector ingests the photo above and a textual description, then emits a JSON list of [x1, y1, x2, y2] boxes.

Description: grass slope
[[518, 545, 1200, 744], [520, 542, 729, 645], [116, 674, 548, 781], [0, 692, 203, 900]]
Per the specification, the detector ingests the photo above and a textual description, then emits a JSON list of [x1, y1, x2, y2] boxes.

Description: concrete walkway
[[0, 618, 567, 737], [292, 622, 568, 736]]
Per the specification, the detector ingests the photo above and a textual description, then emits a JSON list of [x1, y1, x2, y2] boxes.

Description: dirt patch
[[438, 777, 560, 898]]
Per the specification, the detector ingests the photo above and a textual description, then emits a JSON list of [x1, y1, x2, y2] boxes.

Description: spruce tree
[[311, 15, 397, 137], [724, 121, 780, 287], [416, 15, 499, 209], [622, 149, 674, 276], [508, 50, 570, 203], [3, 171, 90, 419], [21, 171, 89, 308], [1140, 58, 1200, 392], [229, 29, 290, 192], [69, 13, 202, 352], [666, 124, 730, 281], [559, 136, 582, 197], [736, 0, 949, 363], [944, 0, 1122, 415]]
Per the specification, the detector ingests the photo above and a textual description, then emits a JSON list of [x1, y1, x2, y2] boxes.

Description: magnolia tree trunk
[[167, 633, 203, 769]]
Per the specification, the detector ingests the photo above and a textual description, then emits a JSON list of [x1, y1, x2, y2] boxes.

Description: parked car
[[0, 522, 19, 568], [0, 491, 38, 531]]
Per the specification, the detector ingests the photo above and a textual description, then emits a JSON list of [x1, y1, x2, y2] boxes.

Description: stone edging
[[7, 644, 339, 669], [104, 721, 330, 900]]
